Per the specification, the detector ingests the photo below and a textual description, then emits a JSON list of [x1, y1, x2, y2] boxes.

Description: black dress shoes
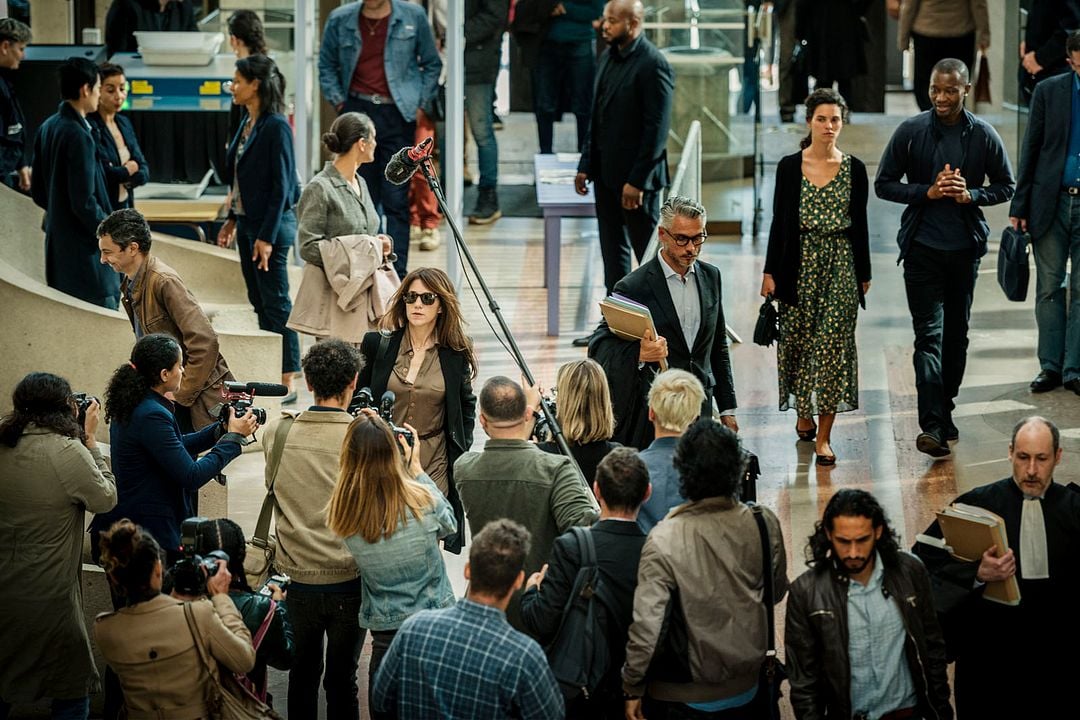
[[571, 335, 592, 348], [916, 432, 951, 458], [1030, 370, 1062, 393], [1065, 378, 1080, 396]]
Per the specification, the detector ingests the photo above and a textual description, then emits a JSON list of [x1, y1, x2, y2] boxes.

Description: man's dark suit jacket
[[589, 255, 736, 449], [1021, 0, 1080, 96], [1011, 71, 1073, 239], [357, 329, 476, 554], [577, 34, 674, 192], [31, 102, 118, 308]]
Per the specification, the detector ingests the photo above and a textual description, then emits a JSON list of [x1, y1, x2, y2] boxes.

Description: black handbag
[[749, 504, 787, 720], [753, 295, 780, 347], [997, 226, 1030, 302]]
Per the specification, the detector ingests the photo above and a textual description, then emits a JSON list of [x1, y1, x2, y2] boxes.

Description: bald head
[[602, 0, 643, 47]]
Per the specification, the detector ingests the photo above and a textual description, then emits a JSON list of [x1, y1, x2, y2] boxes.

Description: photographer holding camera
[[88, 334, 258, 564], [0, 372, 117, 720], [93, 519, 256, 718]]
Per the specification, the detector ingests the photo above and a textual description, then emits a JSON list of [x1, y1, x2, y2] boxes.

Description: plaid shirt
[[372, 598, 565, 719]]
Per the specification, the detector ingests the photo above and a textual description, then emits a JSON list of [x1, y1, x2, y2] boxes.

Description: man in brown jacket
[[97, 208, 232, 430]]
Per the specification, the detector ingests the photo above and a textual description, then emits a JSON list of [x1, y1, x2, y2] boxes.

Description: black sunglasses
[[401, 291, 439, 305]]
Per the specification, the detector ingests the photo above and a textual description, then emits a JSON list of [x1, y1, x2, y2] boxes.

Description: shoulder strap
[[749, 503, 777, 653], [183, 602, 220, 682], [253, 416, 295, 546], [377, 331, 392, 362], [571, 526, 597, 569], [250, 598, 277, 652]]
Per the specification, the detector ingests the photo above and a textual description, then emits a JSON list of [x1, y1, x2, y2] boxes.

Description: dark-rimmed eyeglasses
[[662, 227, 708, 247], [402, 291, 439, 305]]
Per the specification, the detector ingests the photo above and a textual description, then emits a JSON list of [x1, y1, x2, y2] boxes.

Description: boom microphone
[[384, 137, 434, 185], [224, 381, 290, 397]]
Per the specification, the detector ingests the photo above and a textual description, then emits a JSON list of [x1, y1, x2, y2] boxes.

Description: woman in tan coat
[[93, 520, 256, 719]]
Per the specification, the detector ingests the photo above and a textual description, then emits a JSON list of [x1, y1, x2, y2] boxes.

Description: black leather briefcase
[[997, 226, 1030, 302]]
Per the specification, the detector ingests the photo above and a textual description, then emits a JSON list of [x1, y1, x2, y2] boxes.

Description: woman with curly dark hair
[[0, 373, 116, 718], [357, 267, 477, 553], [88, 334, 259, 564]]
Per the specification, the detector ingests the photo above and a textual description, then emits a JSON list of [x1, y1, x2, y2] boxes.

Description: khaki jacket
[[287, 234, 400, 343], [120, 255, 231, 427], [93, 594, 255, 720], [898, 0, 989, 51], [263, 409, 360, 584], [623, 498, 788, 703]]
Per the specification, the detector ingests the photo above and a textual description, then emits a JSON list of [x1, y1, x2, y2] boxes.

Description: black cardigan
[[763, 151, 871, 308]]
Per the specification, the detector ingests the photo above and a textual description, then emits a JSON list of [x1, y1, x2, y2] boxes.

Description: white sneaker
[[419, 228, 442, 251], [409, 225, 421, 242]]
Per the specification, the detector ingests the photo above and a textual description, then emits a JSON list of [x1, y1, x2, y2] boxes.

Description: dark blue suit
[[89, 392, 241, 555], [31, 102, 119, 308], [223, 111, 301, 374], [88, 111, 149, 210]]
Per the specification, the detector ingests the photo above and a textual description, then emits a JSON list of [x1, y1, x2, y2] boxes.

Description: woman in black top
[[538, 358, 621, 483]]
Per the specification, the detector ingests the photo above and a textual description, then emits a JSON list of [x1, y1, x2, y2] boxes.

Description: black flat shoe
[[1030, 370, 1062, 393], [815, 453, 836, 466], [796, 420, 817, 442], [571, 335, 592, 348]]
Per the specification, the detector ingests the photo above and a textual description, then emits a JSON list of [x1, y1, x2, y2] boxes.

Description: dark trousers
[[903, 241, 979, 437], [911, 32, 976, 112], [286, 588, 365, 720], [346, 97, 416, 278], [532, 38, 595, 153], [594, 176, 660, 293], [367, 629, 397, 720], [235, 210, 301, 374]]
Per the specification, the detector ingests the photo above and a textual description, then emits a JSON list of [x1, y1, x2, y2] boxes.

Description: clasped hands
[[926, 163, 972, 204]]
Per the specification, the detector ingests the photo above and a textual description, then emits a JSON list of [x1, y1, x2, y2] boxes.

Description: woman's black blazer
[[87, 112, 149, 211], [763, 151, 871, 308], [357, 329, 476, 554]]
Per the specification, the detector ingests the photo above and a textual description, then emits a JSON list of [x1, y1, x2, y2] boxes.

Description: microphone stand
[[415, 158, 589, 488]]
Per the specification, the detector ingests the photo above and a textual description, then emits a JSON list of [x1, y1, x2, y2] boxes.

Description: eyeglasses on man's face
[[663, 227, 708, 247], [402, 291, 439, 305]]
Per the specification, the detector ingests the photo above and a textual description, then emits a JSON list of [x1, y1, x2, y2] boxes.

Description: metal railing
[[643, 119, 702, 260]]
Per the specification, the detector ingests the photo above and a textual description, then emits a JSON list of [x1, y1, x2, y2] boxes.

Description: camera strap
[[252, 415, 296, 548]]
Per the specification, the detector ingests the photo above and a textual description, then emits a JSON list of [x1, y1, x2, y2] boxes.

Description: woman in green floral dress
[[761, 89, 871, 465]]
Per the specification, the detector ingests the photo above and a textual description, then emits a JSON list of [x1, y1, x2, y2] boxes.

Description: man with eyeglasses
[[875, 58, 1014, 459], [590, 195, 737, 450]]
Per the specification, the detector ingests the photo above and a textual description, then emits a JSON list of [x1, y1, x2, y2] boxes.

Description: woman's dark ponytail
[[105, 334, 181, 425]]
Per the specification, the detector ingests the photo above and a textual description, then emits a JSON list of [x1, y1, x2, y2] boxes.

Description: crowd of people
[[3, 2, 1080, 720]]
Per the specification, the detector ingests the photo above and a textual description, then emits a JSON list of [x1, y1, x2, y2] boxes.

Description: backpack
[[544, 527, 618, 701]]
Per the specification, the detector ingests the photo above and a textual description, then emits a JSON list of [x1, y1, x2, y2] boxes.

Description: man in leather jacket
[[785, 489, 952, 720]]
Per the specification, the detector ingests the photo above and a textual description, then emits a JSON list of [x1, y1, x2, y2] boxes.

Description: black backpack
[[544, 527, 618, 701]]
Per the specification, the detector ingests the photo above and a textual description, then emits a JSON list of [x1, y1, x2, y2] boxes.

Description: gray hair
[[0, 18, 31, 44], [1011, 416, 1060, 455], [659, 195, 707, 230]]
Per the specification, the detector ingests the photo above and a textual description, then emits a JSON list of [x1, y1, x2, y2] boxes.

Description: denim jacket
[[344, 472, 457, 631], [318, 0, 442, 122]]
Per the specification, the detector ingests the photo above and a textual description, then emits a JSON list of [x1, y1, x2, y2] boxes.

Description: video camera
[[214, 381, 289, 429], [167, 516, 228, 597], [348, 387, 415, 447]]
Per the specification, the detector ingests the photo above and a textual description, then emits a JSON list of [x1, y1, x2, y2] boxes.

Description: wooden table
[[534, 153, 595, 337], [136, 198, 226, 244]]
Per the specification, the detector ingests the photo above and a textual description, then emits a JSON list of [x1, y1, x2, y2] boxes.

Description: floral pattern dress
[[777, 154, 859, 416]]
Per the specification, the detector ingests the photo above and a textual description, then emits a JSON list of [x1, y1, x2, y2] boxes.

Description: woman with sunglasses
[[357, 267, 477, 554], [761, 89, 871, 466]]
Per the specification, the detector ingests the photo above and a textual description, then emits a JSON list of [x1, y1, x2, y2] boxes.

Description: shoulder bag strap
[[250, 599, 277, 652], [377, 331, 392, 363], [252, 416, 296, 546], [749, 503, 776, 653], [183, 601, 222, 685]]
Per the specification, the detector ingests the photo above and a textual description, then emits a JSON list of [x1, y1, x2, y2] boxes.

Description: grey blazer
[[296, 162, 380, 265], [1010, 71, 1073, 239]]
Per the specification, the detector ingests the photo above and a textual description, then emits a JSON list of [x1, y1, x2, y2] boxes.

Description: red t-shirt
[[349, 14, 392, 98]]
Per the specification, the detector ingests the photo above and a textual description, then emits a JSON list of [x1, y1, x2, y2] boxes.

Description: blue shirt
[[848, 553, 918, 718], [1063, 73, 1080, 188], [638, 436, 682, 533], [372, 598, 565, 719]]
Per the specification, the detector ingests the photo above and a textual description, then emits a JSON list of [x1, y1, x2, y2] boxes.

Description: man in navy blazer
[[1010, 29, 1080, 397], [31, 57, 118, 309], [589, 196, 737, 450]]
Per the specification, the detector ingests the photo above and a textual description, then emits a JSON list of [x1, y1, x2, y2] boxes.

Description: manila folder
[[599, 296, 668, 371], [935, 503, 1021, 606]]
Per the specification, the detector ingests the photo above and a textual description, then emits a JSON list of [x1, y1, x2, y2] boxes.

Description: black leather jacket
[[228, 590, 294, 695], [784, 552, 953, 720]]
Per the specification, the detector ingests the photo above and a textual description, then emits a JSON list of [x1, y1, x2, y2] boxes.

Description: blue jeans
[[236, 209, 301, 374], [287, 588, 366, 720], [1034, 192, 1080, 382], [903, 241, 979, 437], [464, 83, 498, 189], [531, 39, 594, 153], [0, 697, 89, 720]]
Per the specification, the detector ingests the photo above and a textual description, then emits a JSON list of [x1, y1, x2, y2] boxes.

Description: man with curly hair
[[622, 419, 786, 719], [784, 489, 952, 720]]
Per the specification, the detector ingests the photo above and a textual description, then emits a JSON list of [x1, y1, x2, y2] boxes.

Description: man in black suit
[[589, 195, 737, 450], [31, 57, 118, 309], [574, 0, 674, 323], [520, 447, 650, 719], [1010, 29, 1080, 397], [1019, 0, 1080, 102]]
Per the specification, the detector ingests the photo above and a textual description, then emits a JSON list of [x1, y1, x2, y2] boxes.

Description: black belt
[[348, 91, 392, 105], [418, 426, 444, 441], [1063, 187, 1080, 195]]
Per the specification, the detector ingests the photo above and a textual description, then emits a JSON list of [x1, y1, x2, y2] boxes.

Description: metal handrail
[[644, 120, 702, 260]]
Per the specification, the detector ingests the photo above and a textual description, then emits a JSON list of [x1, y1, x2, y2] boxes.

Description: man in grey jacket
[[623, 419, 787, 718], [455, 375, 599, 629]]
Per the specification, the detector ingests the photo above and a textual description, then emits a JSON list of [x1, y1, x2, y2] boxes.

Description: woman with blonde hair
[[326, 412, 456, 719], [356, 266, 477, 553], [537, 358, 621, 483]]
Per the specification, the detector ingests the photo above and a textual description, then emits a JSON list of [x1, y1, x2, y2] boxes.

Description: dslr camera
[[72, 392, 98, 427], [167, 516, 229, 597], [348, 387, 415, 447]]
